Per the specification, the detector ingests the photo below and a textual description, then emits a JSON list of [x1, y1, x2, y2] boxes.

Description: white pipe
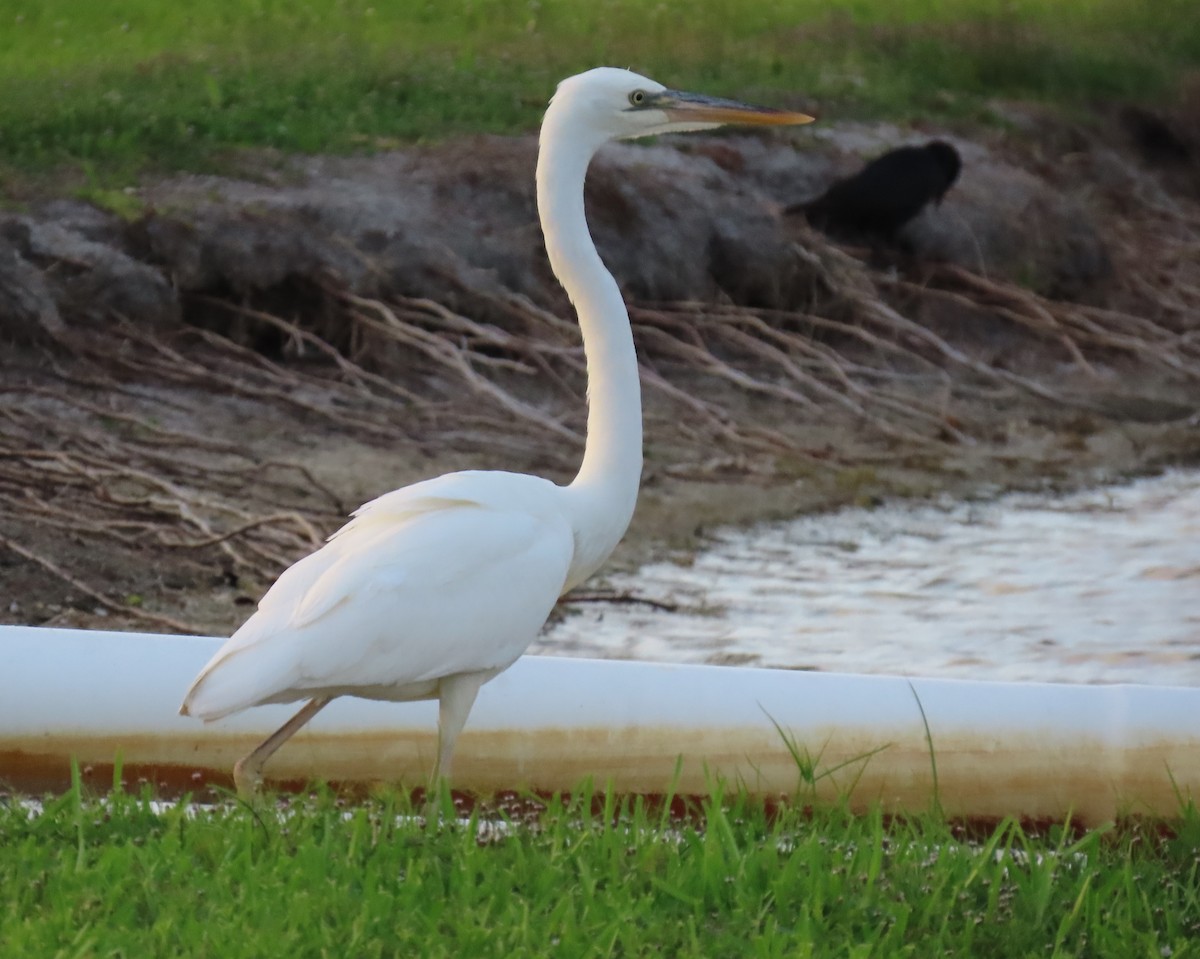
[[1, 625, 1197, 822]]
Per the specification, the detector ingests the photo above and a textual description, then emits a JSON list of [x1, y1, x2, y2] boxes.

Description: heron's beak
[[651, 90, 815, 127]]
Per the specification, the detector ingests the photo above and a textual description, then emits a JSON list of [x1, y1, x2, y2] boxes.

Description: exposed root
[[0, 531, 199, 634], [0, 381, 340, 631], [561, 590, 679, 613]]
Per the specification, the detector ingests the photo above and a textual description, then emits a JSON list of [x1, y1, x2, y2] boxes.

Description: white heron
[[179, 67, 813, 796]]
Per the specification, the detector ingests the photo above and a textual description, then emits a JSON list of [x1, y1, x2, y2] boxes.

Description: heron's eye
[[628, 90, 647, 107]]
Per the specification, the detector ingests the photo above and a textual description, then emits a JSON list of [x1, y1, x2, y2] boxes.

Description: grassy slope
[[0, 0, 1197, 180], [2, 783, 1199, 958]]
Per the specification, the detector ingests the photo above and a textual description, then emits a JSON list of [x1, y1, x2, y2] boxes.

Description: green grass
[[0, 0, 1197, 183], [3, 777, 1200, 957]]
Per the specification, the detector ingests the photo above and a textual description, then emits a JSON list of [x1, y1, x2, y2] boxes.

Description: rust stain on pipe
[[3, 724, 1197, 824]]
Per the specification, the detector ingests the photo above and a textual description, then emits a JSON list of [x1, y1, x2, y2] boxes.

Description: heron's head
[[546, 68, 814, 148]]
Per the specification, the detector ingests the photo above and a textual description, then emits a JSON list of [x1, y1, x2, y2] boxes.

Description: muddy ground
[[1, 101, 1198, 637]]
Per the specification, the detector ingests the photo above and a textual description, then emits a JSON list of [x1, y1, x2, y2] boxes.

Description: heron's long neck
[[537, 127, 642, 568]]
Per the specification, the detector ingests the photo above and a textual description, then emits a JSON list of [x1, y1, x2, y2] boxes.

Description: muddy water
[[539, 471, 1200, 685]]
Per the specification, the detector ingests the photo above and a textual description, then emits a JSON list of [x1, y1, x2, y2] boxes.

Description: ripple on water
[[538, 471, 1200, 685]]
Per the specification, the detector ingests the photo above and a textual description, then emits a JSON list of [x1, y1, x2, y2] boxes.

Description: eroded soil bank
[[1, 103, 1198, 635]]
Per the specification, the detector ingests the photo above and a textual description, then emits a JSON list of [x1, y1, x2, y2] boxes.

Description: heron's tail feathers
[[179, 634, 295, 722]]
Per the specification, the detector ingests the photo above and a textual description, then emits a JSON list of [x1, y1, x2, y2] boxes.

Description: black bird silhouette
[[788, 140, 962, 243], [1119, 106, 1191, 165]]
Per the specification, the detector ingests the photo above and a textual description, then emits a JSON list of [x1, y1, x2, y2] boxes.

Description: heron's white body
[[183, 471, 578, 720], [179, 68, 812, 787]]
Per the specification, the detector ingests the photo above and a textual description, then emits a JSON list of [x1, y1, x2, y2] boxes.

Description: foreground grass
[[0, 0, 1197, 183], [2, 781, 1199, 957]]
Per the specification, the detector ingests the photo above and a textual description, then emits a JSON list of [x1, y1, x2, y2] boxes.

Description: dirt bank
[[2, 104, 1198, 636]]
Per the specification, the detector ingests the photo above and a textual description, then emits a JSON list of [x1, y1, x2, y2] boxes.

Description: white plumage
[[184, 473, 573, 721], [179, 67, 813, 795]]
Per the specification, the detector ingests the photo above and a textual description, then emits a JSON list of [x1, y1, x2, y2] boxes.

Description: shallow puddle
[[539, 471, 1200, 685]]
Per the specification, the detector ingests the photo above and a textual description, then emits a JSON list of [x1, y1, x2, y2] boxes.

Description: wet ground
[[540, 470, 1200, 686]]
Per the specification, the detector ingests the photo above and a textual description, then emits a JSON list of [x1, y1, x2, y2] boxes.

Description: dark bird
[[787, 140, 962, 243], [1119, 106, 1191, 165]]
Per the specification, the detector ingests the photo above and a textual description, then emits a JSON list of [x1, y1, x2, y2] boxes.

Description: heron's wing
[[182, 474, 574, 720], [254, 469, 563, 626]]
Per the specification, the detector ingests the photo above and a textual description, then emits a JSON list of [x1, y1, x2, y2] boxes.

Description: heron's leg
[[430, 672, 488, 791], [233, 696, 333, 799]]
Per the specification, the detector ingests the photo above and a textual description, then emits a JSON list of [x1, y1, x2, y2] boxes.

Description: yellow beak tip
[[665, 103, 817, 127]]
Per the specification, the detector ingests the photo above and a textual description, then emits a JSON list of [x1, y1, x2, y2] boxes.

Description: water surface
[[538, 471, 1200, 685]]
